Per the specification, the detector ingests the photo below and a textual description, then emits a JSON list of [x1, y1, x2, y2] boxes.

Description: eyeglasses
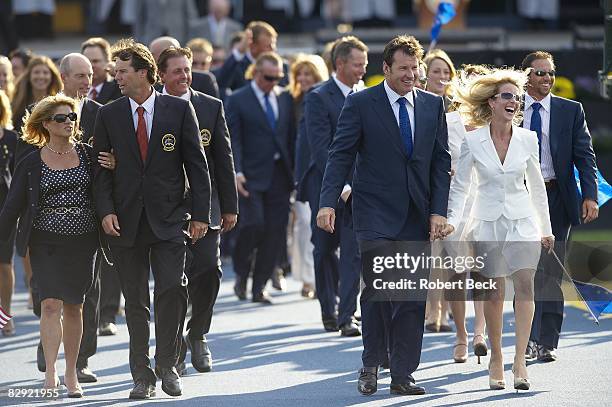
[[493, 92, 521, 102], [531, 69, 556, 77], [49, 112, 78, 123], [263, 74, 284, 82]]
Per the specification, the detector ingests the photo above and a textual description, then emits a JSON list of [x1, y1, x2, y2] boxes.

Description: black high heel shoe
[[473, 334, 488, 364]]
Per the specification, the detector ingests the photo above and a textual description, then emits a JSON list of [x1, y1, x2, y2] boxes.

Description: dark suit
[[528, 95, 597, 349], [226, 83, 295, 296], [95, 79, 123, 105], [93, 90, 211, 384], [216, 52, 289, 97], [180, 89, 237, 348], [319, 83, 450, 383], [303, 78, 360, 327]]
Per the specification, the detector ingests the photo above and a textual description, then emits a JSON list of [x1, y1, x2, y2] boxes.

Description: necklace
[[46, 144, 75, 155]]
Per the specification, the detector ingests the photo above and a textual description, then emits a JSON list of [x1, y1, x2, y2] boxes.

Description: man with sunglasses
[[225, 52, 295, 304], [521, 51, 598, 363]]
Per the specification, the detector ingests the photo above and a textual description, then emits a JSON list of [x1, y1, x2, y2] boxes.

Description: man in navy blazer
[[521, 51, 598, 363], [226, 52, 295, 304], [303, 36, 367, 336], [318, 36, 450, 396]]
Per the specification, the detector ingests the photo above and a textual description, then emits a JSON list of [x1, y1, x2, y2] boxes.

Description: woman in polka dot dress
[[0, 95, 99, 397]]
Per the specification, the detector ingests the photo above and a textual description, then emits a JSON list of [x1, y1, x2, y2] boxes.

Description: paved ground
[[0, 259, 610, 406]]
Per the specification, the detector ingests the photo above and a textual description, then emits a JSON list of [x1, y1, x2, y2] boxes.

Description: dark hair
[[111, 38, 158, 84], [81, 37, 112, 62], [157, 46, 193, 73], [521, 51, 555, 71], [331, 36, 368, 70], [382, 35, 424, 68], [8, 48, 33, 67]]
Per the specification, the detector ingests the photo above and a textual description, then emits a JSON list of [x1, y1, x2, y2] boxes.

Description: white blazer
[[447, 124, 553, 237]]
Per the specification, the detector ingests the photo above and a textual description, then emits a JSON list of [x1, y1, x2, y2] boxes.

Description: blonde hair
[[11, 55, 63, 127], [186, 38, 213, 56], [21, 94, 81, 147], [423, 49, 456, 96], [448, 64, 491, 113], [0, 56, 15, 100], [244, 52, 283, 80], [452, 68, 527, 127], [288, 54, 329, 99], [0, 90, 12, 128]]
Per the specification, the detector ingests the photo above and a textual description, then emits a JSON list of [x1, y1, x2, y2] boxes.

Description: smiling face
[[527, 58, 555, 100], [336, 48, 367, 88], [44, 104, 76, 139], [384, 50, 419, 96], [160, 55, 192, 96], [426, 58, 451, 96], [488, 82, 520, 123], [296, 65, 316, 93], [30, 64, 52, 93]]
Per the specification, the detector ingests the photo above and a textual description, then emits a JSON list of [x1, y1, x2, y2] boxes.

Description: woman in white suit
[[442, 69, 554, 391]]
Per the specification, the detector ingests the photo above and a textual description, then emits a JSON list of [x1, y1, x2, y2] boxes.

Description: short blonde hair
[[0, 90, 12, 128], [452, 68, 527, 127], [21, 94, 81, 147], [288, 54, 329, 99], [0, 56, 15, 100], [186, 38, 213, 56]]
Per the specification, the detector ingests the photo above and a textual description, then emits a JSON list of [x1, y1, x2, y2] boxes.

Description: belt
[[40, 206, 83, 215], [544, 179, 557, 190]]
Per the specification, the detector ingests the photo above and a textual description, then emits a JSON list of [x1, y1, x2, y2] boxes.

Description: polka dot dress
[[33, 145, 97, 235]]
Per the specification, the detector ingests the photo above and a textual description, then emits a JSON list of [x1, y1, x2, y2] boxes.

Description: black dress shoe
[[537, 345, 557, 362], [525, 340, 538, 361], [77, 367, 98, 383], [99, 322, 118, 336], [234, 279, 247, 300], [187, 335, 212, 372], [37, 341, 46, 372], [129, 380, 156, 399], [322, 315, 338, 332], [390, 382, 426, 395], [155, 366, 183, 397], [252, 291, 273, 304], [340, 321, 362, 337], [357, 367, 378, 395]]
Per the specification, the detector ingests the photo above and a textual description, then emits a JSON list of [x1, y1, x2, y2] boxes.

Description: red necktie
[[136, 106, 148, 162], [89, 88, 98, 100]]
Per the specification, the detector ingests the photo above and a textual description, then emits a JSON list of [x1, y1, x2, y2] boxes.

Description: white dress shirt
[[523, 93, 555, 180], [162, 86, 190, 101], [250, 81, 279, 120], [129, 89, 155, 140], [383, 80, 415, 141], [331, 73, 354, 98]]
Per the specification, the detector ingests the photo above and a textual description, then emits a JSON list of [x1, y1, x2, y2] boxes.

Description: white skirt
[[461, 215, 542, 278]]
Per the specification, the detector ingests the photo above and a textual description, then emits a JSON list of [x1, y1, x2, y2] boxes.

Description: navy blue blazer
[[225, 84, 295, 192], [216, 52, 289, 95], [319, 83, 451, 239], [545, 95, 598, 225]]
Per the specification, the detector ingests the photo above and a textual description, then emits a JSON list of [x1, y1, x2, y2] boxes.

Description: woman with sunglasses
[[441, 68, 554, 391], [0, 95, 99, 397]]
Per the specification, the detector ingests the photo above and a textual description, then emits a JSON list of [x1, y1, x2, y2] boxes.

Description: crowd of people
[[0, 10, 600, 402]]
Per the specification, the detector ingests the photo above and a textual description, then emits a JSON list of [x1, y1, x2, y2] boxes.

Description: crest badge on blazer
[[200, 129, 211, 147], [162, 134, 176, 151]]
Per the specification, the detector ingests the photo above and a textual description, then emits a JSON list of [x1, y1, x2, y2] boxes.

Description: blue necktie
[[530, 102, 542, 157], [264, 92, 276, 130], [397, 97, 413, 158]]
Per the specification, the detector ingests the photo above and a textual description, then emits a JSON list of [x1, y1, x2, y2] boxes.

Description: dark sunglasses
[[532, 69, 556, 77], [49, 112, 77, 123], [263, 74, 284, 82], [494, 92, 521, 102]]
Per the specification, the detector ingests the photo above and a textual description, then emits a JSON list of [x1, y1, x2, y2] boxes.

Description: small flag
[[573, 281, 612, 323], [429, 1, 457, 50], [574, 167, 612, 207], [0, 306, 12, 329]]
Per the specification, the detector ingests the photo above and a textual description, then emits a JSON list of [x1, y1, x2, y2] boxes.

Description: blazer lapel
[[247, 86, 275, 132], [327, 79, 345, 112], [479, 126, 504, 170], [412, 90, 426, 159], [371, 83, 407, 158], [145, 91, 165, 169], [119, 97, 142, 166], [549, 95, 561, 161]]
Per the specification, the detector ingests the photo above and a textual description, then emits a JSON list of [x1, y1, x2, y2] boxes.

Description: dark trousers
[[112, 214, 188, 385], [232, 163, 291, 296], [530, 185, 571, 349], [309, 194, 360, 325], [99, 259, 121, 324], [77, 252, 101, 369], [185, 229, 222, 338]]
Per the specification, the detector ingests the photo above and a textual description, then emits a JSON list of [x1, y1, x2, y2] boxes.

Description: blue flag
[[573, 280, 612, 323], [574, 167, 612, 207], [430, 2, 456, 44]]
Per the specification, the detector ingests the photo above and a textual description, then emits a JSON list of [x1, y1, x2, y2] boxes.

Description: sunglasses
[[263, 74, 284, 82], [49, 112, 78, 123], [493, 92, 521, 102], [532, 69, 556, 77]]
